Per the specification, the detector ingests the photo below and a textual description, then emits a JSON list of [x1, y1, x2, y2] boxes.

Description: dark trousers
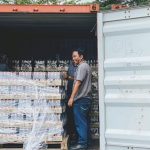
[[73, 97, 91, 147], [66, 104, 76, 138]]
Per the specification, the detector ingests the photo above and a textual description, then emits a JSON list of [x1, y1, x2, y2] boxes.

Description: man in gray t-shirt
[[74, 62, 92, 101], [68, 48, 92, 150]]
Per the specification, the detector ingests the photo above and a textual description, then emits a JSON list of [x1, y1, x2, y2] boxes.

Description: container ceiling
[[0, 13, 97, 59], [0, 13, 96, 34]]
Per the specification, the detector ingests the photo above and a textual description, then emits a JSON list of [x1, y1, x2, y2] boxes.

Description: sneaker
[[69, 144, 87, 150]]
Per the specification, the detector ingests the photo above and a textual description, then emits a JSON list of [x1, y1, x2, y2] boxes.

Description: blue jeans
[[73, 97, 91, 147]]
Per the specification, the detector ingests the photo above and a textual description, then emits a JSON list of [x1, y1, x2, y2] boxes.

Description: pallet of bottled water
[[0, 71, 67, 146]]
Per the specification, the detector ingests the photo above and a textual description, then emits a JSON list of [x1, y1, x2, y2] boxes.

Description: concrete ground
[[0, 139, 100, 150], [87, 139, 100, 150]]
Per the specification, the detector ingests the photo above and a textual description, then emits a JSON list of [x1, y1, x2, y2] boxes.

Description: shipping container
[[0, 4, 99, 149], [98, 6, 150, 150], [1, 4, 150, 150]]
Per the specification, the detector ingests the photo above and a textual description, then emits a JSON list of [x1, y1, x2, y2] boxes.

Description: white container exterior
[[98, 7, 150, 150]]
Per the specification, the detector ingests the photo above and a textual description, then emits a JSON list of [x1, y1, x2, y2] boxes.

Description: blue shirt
[[67, 62, 77, 97]]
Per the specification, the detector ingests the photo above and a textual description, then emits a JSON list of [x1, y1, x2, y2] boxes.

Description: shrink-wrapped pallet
[[0, 71, 67, 150]]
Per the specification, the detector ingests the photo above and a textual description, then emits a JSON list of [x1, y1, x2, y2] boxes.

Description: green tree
[[63, 0, 80, 5], [15, 0, 33, 4], [93, 0, 150, 10], [0, 0, 81, 4]]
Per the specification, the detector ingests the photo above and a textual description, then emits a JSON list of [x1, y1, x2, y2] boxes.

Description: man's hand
[[62, 72, 68, 80], [68, 97, 74, 107], [68, 81, 81, 107]]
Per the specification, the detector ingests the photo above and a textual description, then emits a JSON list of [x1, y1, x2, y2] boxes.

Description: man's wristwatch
[[68, 76, 71, 80]]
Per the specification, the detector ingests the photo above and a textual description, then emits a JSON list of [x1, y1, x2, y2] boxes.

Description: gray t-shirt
[[74, 62, 92, 101]]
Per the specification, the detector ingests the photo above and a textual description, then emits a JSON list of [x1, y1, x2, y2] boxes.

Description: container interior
[[0, 13, 97, 60], [0, 12, 99, 145]]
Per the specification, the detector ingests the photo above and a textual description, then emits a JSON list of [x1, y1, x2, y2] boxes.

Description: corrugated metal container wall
[[98, 7, 150, 150]]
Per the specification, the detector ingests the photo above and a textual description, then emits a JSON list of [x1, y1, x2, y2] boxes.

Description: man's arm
[[63, 72, 74, 81], [68, 63, 87, 107], [67, 75, 74, 81], [68, 80, 81, 107]]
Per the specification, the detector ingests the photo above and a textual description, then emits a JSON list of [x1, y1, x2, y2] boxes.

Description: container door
[[97, 7, 150, 150]]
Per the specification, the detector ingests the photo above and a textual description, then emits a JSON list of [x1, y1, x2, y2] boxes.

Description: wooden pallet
[[0, 105, 66, 114], [0, 79, 65, 86], [0, 135, 69, 150], [0, 93, 65, 100], [47, 135, 69, 150]]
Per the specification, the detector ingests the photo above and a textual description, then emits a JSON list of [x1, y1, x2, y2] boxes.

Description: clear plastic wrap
[[34, 61, 45, 72], [21, 60, 32, 72], [0, 72, 66, 150], [12, 60, 20, 71], [46, 60, 57, 72]]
